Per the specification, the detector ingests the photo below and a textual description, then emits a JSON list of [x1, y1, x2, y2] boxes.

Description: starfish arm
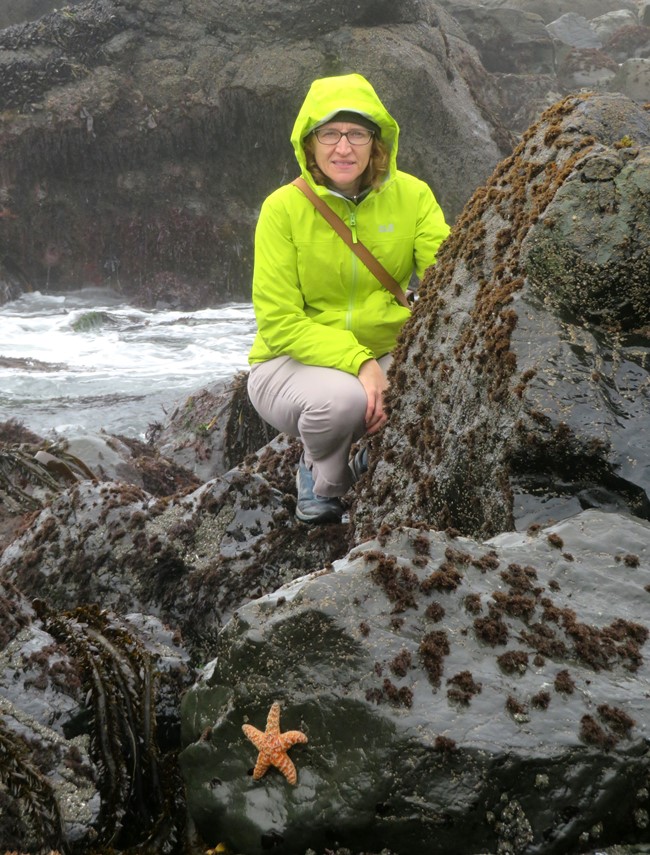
[[275, 754, 298, 785], [242, 724, 266, 750], [279, 730, 308, 749], [266, 701, 281, 733], [252, 754, 272, 780]]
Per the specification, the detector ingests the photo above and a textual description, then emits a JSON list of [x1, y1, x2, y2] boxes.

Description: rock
[[0, 576, 194, 852], [604, 24, 650, 62], [180, 510, 650, 855], [55, 430, 201, 493], [0, 438, 351, 662], [0, 0, 511, 300], [546, 12, 602, 66], [0, 423, 201, 554], [591, 9, 640, 43], [642, 1, 650, 27], [612, 57, 650, 101], [353, 92, 650, 541], [0, 0, 84, 29], [444, 5, 555, 74], [556, 47, 618, 90], [522, 132, 650, 331], [437, 0, 648, 161], [0, 259, 26, 306], [153, 370, 279, 482], [476, 0, 638, 26], [489, 73, 562, 134]]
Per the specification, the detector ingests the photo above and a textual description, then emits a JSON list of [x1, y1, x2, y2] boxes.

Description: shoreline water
[[0, 288, 256, 440]]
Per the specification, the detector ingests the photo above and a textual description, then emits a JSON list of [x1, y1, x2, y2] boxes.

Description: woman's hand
[[358, 358, 389, 434]]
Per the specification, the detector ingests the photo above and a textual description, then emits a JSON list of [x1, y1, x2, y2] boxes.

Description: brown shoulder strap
[[292, 176, 410, 309]]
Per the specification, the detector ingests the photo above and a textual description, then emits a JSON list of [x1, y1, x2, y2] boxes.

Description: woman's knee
[[301, 380, 367, 438], [329, 381, 367, 422]]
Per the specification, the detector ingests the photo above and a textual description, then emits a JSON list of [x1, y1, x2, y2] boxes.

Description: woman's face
[[311, 121, 373, 195]]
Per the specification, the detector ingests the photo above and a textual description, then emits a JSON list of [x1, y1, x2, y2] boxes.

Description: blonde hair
[[303, 134, 390, 192]]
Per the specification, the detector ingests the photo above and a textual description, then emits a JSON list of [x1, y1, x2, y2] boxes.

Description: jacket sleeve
[[413, 181, 450, 280], [251, 191, 374, 375]]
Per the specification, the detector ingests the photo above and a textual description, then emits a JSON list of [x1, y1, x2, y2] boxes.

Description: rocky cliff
[[0, 0, 508, 302]]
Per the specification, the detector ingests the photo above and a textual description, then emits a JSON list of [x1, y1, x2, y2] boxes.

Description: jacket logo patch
[[378, 224, 394, 232]]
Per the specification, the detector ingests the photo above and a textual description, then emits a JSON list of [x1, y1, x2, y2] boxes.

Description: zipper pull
[[349, 209, 358, 244]]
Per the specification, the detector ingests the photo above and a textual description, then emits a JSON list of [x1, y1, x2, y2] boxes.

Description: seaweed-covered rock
[[556, 46, 619, 89], [592, 9, 639, 43], [604, 24, 650, 63], [180, 509, 650, 855], [0, 420, 202, 553], [354, 92, 650, 541], [153, 370, 278, 482], [0, 577, 193, 853], [0, 438, 351, 662]]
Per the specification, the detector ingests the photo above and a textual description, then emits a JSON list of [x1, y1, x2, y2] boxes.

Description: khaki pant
[[248, 354, 392, 497]]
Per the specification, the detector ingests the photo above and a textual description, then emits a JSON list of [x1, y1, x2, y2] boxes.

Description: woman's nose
[[335, 134, 353, 153]]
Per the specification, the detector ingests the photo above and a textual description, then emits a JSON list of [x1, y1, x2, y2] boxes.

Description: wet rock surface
[[0, 417, 202, 551], [0, 0, 509, 303], [153, 370, 279, 482], [180, 510, 650, 855], [0, 437, 351, 663], [0, 417, 353, 852], [0, 577, 193, 853], [354, 92, 650, 542], [2, 6, 650, 855]]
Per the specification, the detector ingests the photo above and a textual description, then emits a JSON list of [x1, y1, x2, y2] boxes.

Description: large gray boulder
[[0, 0, 511, 302], [180, 510, 650, 855], [546, 12, 603, 52], [592, 9, 639, 43], [613, 57, 650, 101], [445, 6, 555, 74], [354, 92, 650, 542], [467, 0, 638, 25]]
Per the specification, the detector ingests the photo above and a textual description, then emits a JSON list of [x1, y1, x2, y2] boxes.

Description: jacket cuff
[[348, 348, 375, 376]]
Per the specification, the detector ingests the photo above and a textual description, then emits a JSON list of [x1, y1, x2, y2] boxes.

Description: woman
[[247, 73, 450, 523]]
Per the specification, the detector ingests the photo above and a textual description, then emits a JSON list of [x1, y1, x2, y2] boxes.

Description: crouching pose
[[247, 73, 450, 523]]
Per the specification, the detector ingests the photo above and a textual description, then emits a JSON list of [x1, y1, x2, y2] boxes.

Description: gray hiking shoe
[[295, 456, 344, 524], [349, 446, 368, 482]]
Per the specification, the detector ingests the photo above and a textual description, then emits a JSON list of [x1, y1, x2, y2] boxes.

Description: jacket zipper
[[346, 205, 358, 331]]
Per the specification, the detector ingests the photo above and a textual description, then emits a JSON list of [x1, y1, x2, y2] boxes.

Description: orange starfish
[[242, 701, 308, 785]]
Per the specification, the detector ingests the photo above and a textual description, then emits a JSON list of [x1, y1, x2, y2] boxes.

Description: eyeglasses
[[313, 128, 374, 146]]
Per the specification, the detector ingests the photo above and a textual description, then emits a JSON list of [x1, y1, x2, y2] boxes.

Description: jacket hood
[[290, 73, 399, 188]]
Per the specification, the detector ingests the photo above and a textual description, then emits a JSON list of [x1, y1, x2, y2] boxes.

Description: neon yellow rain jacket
[[248, 73, 450, 375]]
